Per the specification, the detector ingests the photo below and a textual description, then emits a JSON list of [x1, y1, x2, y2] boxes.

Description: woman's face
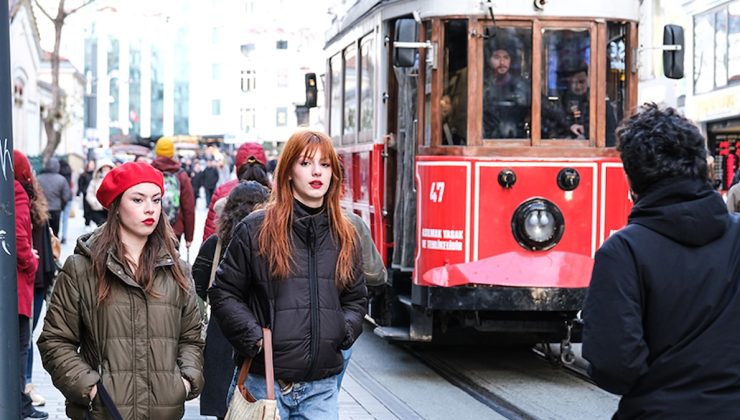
[[290, 148, 332, 208], [99, 165, 113, 178], [118, 182, 162, 240]]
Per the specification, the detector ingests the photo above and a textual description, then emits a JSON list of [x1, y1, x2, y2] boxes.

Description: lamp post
[[0, 0, 21, 418]]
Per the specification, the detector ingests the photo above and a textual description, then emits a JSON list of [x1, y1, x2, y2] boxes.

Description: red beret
[[236, 142, 267, 170], [13, 150, 33, 185], [96, 162, 164, 209]]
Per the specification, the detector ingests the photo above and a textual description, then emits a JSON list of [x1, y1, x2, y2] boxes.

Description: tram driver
[[482, 36, 531, 139]]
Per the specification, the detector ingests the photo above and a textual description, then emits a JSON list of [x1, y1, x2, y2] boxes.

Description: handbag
[[224, 328, 278, 420], [84, 382, 123, 420]]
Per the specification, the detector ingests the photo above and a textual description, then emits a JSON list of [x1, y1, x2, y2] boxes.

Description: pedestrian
[[152, 137, 196, 248], [202, 159, 220, 208], [193, 181, 270, 419], [57, 158, 74, 244], [38, 162, 204, 419], [17, 153, 54, 408], [582, 103, 740, 418], [77, 160, 95, 229], [202, 142, 268, 241], [85, 159, 114, 227], [209, 130, 368, 419], [14, 150, 49, 420], [37, 157, 72, 236]]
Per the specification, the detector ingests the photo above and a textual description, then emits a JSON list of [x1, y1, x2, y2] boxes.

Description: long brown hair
[[90, 196, 189, 304], [258, 130, 357, 288]]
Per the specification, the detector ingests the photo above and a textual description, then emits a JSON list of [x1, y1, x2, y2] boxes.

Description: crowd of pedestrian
[[14, 104, 740, 420]]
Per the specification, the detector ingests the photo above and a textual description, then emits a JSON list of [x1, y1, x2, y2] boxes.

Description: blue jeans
[[336, 348, 352, 390], [227, 369, 338, 420]]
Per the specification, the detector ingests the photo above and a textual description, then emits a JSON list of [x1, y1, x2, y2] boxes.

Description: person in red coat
[[202, 142, 269, 241], [14, 150, 47, 419], [151, 137, 196, 247]]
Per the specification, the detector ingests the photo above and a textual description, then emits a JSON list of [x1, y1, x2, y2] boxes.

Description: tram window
[[482, 27, 532, 140], [540, 29, 591, 140], [344, 45, 358, 144], [330, 54, 342, 138], [441, 20, 467, 146], [606, 22, 628, 147], [359, 35, 375, 138]]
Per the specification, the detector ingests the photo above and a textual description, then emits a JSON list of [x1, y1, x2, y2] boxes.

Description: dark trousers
[[19, 315, 34, 416], [205, 188, 216, 207], [48, 210, 61, 236]]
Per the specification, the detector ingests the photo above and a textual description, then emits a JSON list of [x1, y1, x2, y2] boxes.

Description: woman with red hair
[[210, 130, 368, 419]]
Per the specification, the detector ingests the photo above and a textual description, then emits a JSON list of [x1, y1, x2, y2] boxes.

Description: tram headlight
[[511, 198, 564, 251]]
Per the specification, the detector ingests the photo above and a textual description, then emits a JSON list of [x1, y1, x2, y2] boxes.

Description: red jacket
[[202, 179, 239, 241], [152, 157, 196, 243], [15, 180, 38, 317]]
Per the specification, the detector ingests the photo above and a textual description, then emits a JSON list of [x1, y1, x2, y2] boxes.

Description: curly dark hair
[[216, 180, 269, 245], [616, 103, 709, 195]]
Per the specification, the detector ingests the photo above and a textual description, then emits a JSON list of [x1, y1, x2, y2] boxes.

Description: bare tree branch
[[33, 0, 54, 22], [66, 0, 96, 17]]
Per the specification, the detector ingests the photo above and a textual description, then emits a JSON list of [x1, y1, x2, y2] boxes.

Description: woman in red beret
[[38, 162, 204, 419]]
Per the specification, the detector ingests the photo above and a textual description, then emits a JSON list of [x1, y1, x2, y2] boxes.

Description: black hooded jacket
[[583, 178, 740, 418], [209, 202, 368, 382]]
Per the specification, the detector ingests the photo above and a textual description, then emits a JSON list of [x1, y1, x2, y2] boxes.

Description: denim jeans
[[336, 348, 353, 390], [227, 369, 338, 420]]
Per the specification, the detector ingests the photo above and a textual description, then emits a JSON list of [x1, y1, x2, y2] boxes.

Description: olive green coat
[[38, 231, 204, 419]]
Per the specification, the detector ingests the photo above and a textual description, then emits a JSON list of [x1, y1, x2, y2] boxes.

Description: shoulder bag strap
[[206, 238, 222, 304], [236, 327, 275, 401], [85, 382, 123, 420]]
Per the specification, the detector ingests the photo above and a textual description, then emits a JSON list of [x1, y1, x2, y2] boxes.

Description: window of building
[[276, 40, 288, 50], [212, 63, 221, 80], [329, 54, 342, 137], [276, 107, 288, 126], [212, 27, 221, 44], [241, 69, 256, 92], [277, 69, 289, 88], [212, 99, 221, 116], [241, 107, 256, 132], [694, 1, 740, 94], [241, 43, 256, 56]]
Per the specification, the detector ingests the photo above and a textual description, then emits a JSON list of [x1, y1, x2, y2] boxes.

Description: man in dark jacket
[[152, 137, 196, 247], [582, 103, 740, 418], [37, 157, 72, 236]]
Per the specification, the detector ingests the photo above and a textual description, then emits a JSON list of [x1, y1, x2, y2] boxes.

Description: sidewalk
[[28, 195, 384, 419]]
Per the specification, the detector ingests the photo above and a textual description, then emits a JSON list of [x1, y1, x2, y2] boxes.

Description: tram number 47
[[429, 182, 446, 203]]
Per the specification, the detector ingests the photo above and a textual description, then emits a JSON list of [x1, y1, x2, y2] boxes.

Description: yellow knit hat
[[154, 137, 175, 158]]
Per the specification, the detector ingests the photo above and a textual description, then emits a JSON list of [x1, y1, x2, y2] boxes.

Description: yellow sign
[[690, 88, 740, 122]]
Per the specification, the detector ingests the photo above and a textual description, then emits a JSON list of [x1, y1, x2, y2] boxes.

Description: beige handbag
[[224, 328, 278, 420]]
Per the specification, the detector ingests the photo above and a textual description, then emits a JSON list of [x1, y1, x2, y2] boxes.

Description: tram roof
[[326, 0, 639, 45]]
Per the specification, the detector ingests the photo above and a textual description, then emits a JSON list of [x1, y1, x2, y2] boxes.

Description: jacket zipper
[[307, 220, 320, 378]]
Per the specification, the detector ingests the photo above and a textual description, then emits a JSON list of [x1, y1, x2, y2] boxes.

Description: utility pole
[[0, 0, 20, 418]]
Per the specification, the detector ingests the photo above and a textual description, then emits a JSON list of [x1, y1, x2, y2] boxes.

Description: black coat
[[192, 235, 233, 417], [583, 178, 740, 418], [209, 203, 368, 383]]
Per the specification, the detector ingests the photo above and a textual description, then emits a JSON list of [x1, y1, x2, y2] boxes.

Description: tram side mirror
[[394, 18, 418, 68], [663, 24, 684, 79]]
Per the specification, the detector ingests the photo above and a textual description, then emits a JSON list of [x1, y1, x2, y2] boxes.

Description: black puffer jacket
[[209, 202, 368, 382], [583, 178, 740, 418]]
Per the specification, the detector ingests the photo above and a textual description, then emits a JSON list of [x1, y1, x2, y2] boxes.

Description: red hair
[[258, 130, 357, 288]]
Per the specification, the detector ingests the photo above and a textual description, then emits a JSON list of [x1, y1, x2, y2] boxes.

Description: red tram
[[321, 0, 681, 348]]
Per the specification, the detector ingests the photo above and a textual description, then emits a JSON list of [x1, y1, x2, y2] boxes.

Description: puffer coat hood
[[43, 157, 60, 173], [39, 230, 204, 419]]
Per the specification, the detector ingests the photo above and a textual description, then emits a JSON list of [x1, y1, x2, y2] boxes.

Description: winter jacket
[[15, 180, 38, 317], [345, 212, 387, 286], [583, 178, 740, 418], [202, 179, 238, 241], [86, 160, 115, 212], [209, 203, 368, 382], [38, 230, 204, 420], [38, 158, 72, 211], [152, 157, 196, 243]]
